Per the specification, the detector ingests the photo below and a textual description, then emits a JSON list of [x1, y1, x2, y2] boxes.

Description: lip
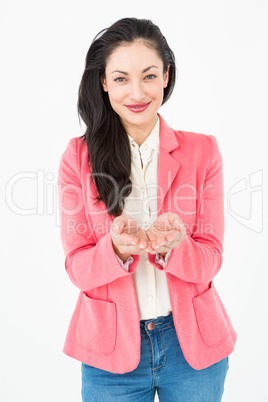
[[125, 102, 151, 113]]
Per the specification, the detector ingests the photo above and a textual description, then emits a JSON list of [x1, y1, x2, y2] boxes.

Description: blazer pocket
[[76, 292, 116, 356], [192, 281, 229, 347]]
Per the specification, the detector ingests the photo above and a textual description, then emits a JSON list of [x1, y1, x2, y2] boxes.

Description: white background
[[1, 0, 267, 401]]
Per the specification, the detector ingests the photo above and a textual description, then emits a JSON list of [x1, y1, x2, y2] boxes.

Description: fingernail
[[139, 244, 145, 249]]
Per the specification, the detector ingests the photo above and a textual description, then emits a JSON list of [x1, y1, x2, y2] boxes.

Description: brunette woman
[[58, 17, 237, 401]]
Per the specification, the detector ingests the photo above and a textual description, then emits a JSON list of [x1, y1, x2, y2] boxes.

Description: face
[[101, 41, 169, 136]]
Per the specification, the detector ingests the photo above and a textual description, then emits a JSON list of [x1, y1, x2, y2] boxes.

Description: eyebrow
[[111, 65, 159, 75]]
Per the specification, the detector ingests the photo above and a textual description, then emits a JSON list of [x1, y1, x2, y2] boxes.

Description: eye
[[114, 77, 126, 82], [145, 74, 156, 80]]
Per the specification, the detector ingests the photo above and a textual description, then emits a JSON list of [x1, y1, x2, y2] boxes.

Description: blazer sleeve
[[148, 135, 224, 284], [57, 138, 140, 292]]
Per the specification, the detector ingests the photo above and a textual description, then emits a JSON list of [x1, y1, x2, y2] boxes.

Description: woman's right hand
[[110, 214, 149, 262]]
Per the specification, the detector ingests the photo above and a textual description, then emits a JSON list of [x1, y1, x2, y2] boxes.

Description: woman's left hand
[[146, 213, 186, 257]]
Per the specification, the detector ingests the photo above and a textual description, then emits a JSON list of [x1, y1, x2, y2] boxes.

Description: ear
[[163, 65, 170, 88], [100, 75, 108, 92]]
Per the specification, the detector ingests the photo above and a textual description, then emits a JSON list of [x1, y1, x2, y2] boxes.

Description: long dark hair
[[78, 17, 176, 217]]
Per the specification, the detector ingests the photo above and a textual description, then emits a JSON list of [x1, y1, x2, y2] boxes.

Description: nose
[[129, 81, 145, 102]]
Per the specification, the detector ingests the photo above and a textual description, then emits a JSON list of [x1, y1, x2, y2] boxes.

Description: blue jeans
[[81, 312, 229, 401]]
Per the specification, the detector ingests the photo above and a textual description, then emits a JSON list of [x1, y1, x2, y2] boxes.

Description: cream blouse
[[115, 117, 172, 320]]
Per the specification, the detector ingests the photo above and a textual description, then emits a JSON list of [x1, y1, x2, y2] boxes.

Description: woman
[[58, 17, 237, 401]]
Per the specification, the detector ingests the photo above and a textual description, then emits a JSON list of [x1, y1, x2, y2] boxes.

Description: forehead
[[105, 41, 163, 71]]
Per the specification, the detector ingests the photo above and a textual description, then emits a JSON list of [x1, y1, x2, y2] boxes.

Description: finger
[[151, 220, 172, 233], [119, 243, 149, 256], [115, 221, 125, 234], [161, 230, 174, 242], [118, 232, 139, 246], [111, 222, 123, 240], [163, 228, 185, 244], [111, 215, 128, 233], [155, 216, 186, 236], [173, 219, 184, 231], [147, 227, 171, 247], [125, 220, 140, 235], [146, 229, 160, 248], [120, 232, 150, 250], [164, 218, 173, 230], [130, 239, 147, 250], [164, 216, 186, 235], [149, 243, 171, 254], [151, 230, 185, 253], [151, 230, 180, 250], [153, 239, 168, 250], [113, 214, 139, 234]]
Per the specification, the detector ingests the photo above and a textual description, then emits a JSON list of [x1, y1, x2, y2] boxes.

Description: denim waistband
[[140, 312, 174, 334]]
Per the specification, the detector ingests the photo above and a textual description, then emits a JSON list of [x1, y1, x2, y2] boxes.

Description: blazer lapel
[[157, 114, 181, 213]]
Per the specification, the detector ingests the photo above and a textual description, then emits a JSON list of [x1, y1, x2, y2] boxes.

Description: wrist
[[112, 243, 132, 262]]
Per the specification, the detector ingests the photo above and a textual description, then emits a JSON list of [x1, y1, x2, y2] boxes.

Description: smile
[[125, 102, 151, 113]]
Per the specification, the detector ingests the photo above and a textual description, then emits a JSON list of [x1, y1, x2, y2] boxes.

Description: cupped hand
[[111, 214, 150, 261], [146, 213, 186, 257]]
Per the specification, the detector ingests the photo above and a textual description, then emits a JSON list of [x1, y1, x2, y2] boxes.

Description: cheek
[[107, 84, 127, 103], [150, 83, 165, 102]]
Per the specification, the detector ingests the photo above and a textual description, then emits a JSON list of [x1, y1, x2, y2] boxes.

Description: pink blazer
[[58, 113, 237, 374]]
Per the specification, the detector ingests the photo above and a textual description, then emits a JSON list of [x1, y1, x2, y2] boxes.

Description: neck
[[123, 116, 158, 147]]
